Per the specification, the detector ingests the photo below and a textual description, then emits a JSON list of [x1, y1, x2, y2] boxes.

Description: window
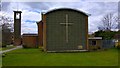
[[92, 41, 96, 46], [16, 13, 20, 19]]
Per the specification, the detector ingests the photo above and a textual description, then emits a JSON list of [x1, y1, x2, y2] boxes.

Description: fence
[[102, 40, 115, 49]]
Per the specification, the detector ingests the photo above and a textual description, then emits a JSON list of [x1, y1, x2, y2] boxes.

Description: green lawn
[[2, 48, 119, 66], [0, 48, 2, 51]]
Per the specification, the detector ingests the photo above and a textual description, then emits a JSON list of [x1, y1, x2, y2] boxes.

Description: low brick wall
[[22, 34, 38, 48]]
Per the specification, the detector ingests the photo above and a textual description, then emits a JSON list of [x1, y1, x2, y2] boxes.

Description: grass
[[2, 48, 119, 66], [0, 48, 2, 51]]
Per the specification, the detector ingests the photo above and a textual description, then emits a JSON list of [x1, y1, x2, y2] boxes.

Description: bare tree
[[98, 13, 116, 31], [0, 15, 13, 47], [118, 18, 120, 31], [114, 14, 120, 31], [0, 14, 13, 31]]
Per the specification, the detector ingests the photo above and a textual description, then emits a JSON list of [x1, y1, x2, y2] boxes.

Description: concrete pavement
[[0, 46, 23, 54]]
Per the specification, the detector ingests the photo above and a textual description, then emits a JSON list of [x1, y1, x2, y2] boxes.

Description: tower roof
[[13, 11, 22, 13]]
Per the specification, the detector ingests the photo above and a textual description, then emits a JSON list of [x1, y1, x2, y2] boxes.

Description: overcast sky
[[0, 0, 119, 34]]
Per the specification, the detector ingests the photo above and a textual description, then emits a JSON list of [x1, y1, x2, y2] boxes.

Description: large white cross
[[60, 14, 73, 43]]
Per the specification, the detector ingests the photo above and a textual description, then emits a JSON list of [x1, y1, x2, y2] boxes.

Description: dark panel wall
[[45, 9, 88, 51]]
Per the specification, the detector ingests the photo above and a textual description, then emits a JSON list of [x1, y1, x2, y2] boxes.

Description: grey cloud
[[1, 2, 10, 11], [1, 2, 118, 33], [86, 2, 118, 16], [23, 2, 53, 10], [24, 2, 84, 11]]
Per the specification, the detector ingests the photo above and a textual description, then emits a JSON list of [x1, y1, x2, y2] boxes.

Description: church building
[[22, 8, 90, 52], [37, 8, 89, 52]]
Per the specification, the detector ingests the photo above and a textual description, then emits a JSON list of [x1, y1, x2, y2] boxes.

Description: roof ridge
[[42, 8, 91, 16]]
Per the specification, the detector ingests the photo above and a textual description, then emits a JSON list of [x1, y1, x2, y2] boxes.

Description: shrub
[[2, 53, 7, 57], [2, 43, 7, 47], [117, 45, 120, 49], [22, 45, 28, 48], [97, 46, 101, 49], [89, 46, 98, 51]]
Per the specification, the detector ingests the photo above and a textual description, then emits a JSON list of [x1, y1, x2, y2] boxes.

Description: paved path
[[0, 46, 23, 54]]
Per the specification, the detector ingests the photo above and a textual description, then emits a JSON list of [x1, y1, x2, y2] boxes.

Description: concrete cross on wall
[[60, 14, 73, 43]]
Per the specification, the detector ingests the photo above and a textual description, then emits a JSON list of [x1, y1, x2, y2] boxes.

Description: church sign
[[40, 8, 89, 52]]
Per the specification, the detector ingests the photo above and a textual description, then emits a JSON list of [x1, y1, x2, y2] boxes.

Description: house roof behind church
[[22, 34, 38, 36], [42, 8, 90, 16], [114, 34, 120, 40], [89, 37, 102, 40]]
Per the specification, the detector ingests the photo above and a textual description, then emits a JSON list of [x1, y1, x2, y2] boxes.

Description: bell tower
[[14, 11, 22, 46]]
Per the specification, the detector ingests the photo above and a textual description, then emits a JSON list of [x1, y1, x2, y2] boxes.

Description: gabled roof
[[22, 34, 38, 36], [42, 8, 91, 16], [36, 21, 43, 24], [13, 11, 22, 13]]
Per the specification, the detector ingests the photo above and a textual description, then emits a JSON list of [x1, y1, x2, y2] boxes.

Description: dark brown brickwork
[[22, 34, 38, 48], [42, 14, 47, 51], [14, 11, 22, 46], [37, 21, 43, 47]]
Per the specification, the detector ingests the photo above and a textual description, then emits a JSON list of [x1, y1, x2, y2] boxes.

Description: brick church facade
[[14, 8, 114, 52], [22, 8, 90, 52]]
